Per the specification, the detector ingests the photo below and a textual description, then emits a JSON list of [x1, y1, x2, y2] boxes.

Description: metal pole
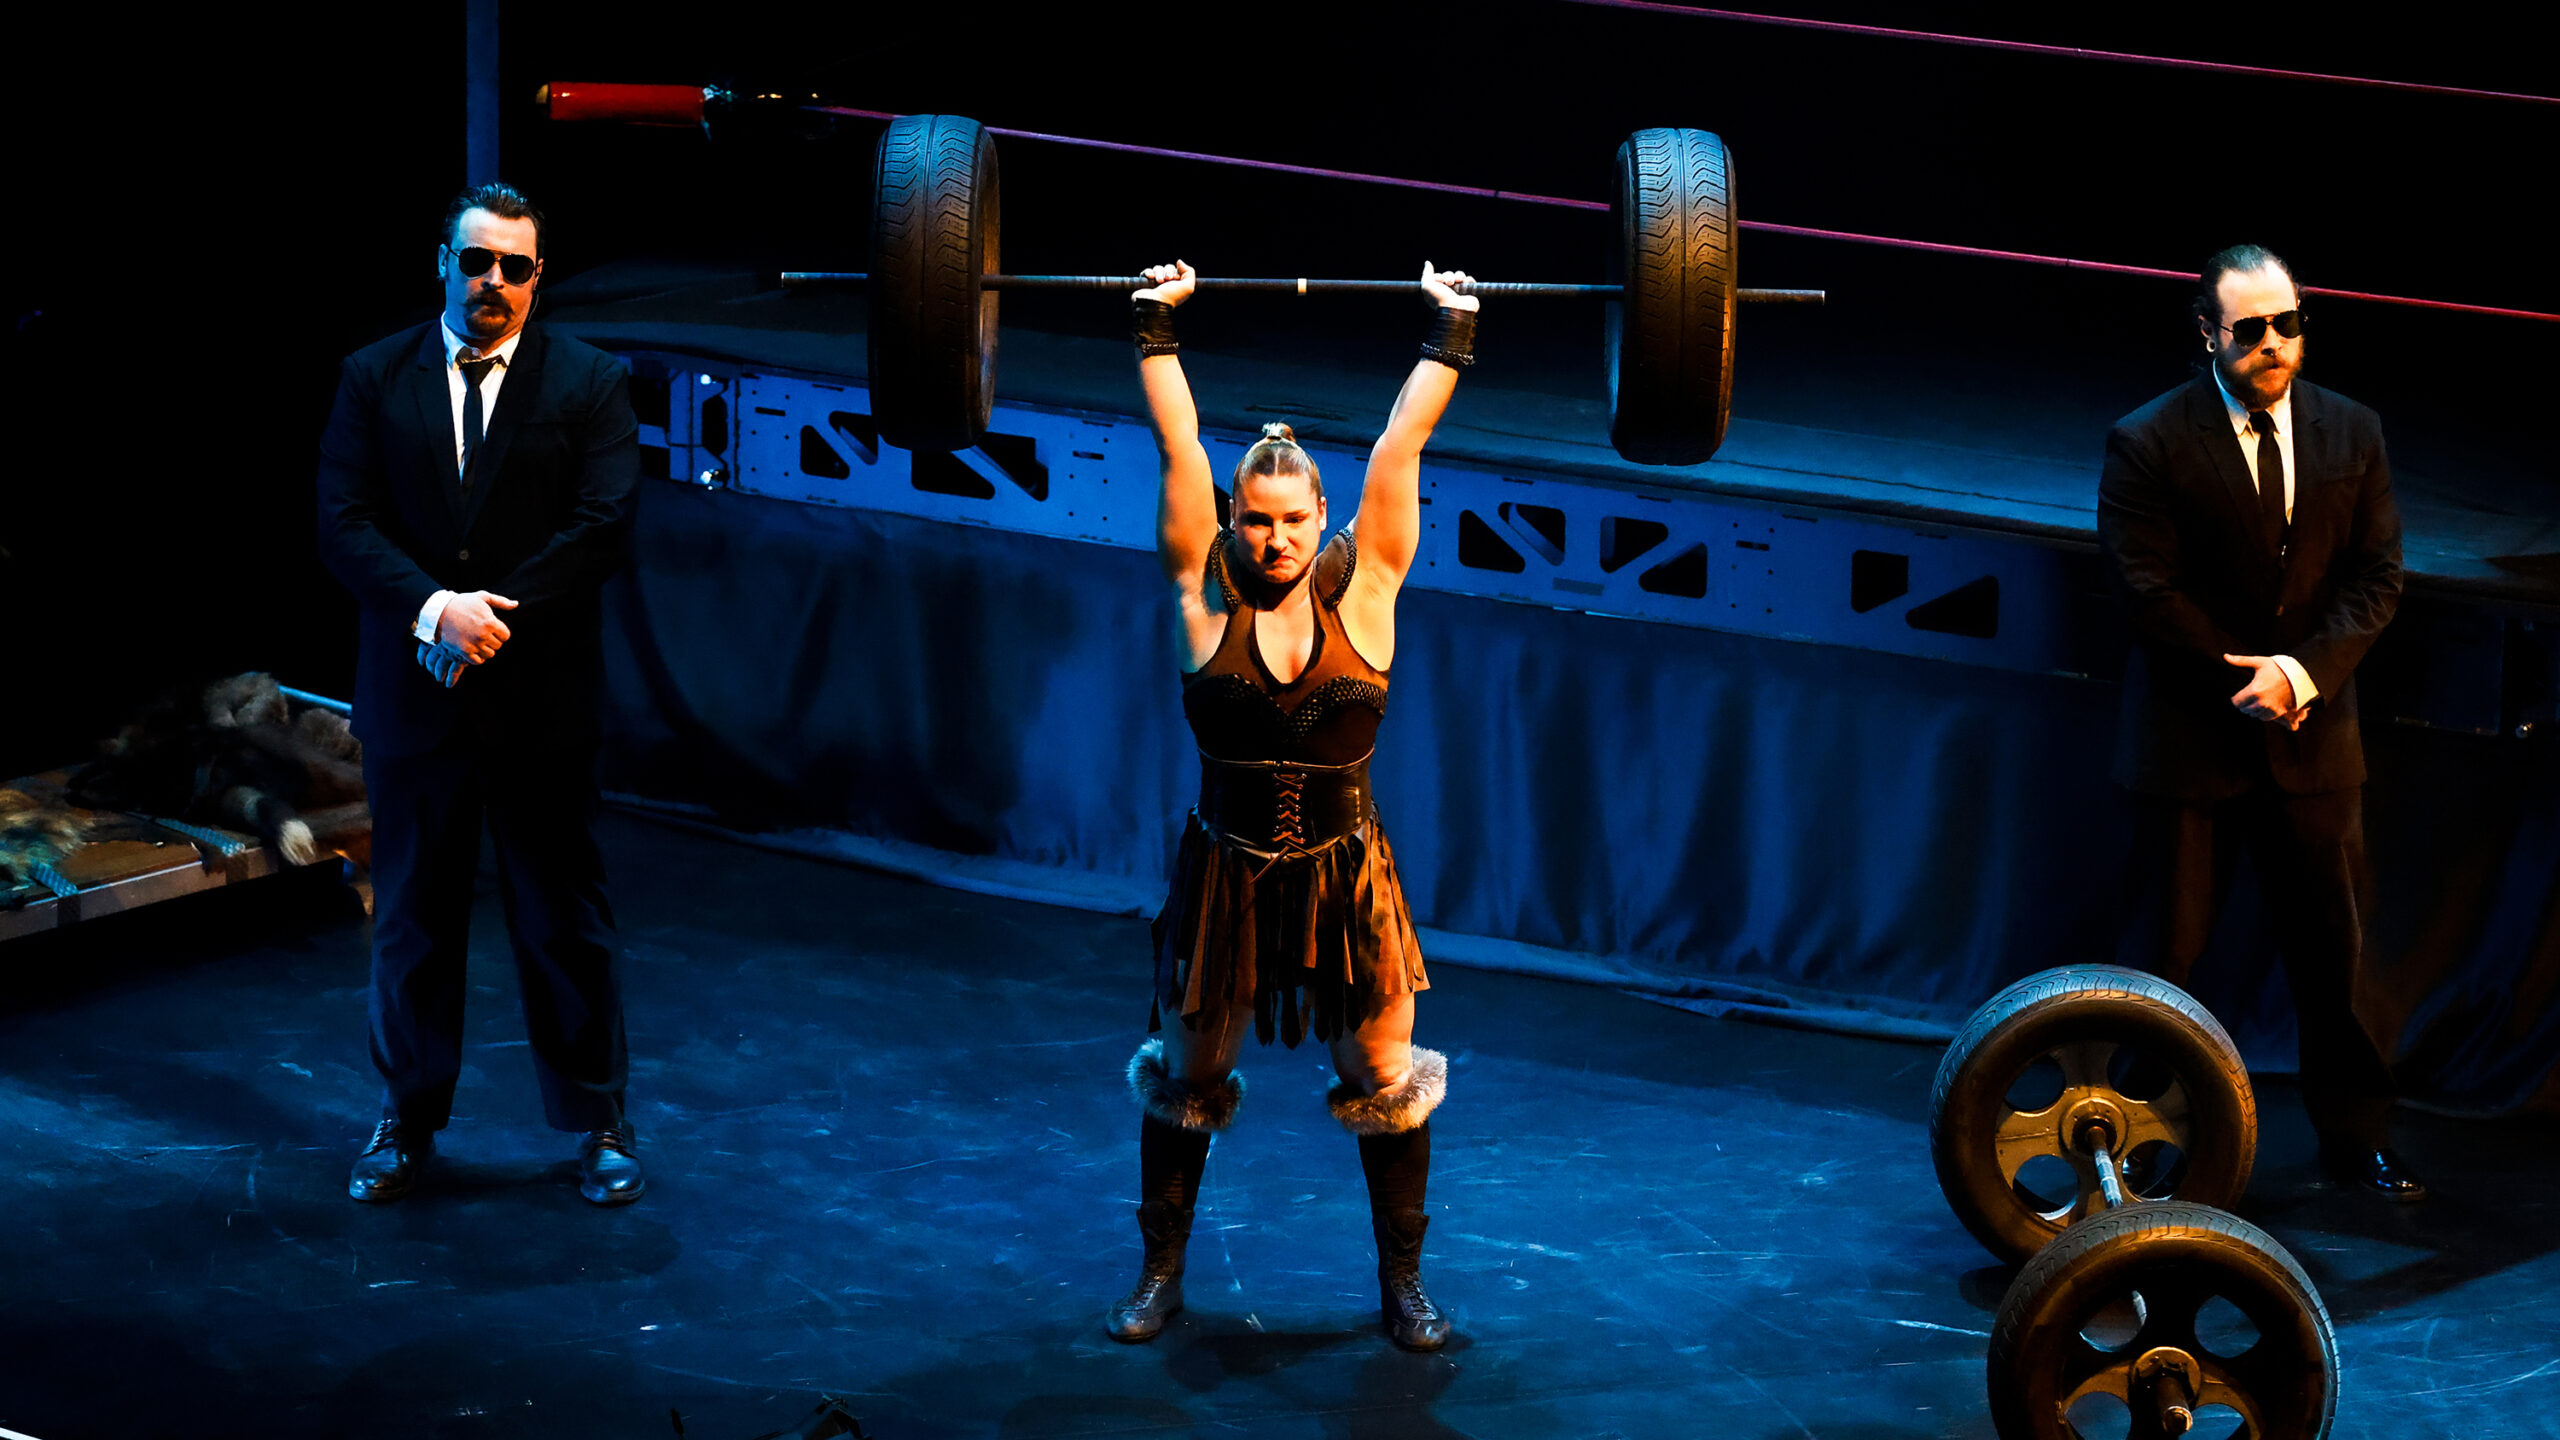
[[464, 0, 502, 186]]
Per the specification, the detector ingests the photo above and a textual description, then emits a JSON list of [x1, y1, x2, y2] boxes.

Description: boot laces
[[1385, 1270, 1441, 1319], [1117, 1272, 1177, 1312]]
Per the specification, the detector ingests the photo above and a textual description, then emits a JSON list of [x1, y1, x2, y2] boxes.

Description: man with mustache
[[316, 182, 645, 1206], [2098, 244, 2420, 1200]]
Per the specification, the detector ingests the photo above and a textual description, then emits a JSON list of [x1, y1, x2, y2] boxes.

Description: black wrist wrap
[[1133, 299, 1180, 357], [1419, 306, 1477, 369]]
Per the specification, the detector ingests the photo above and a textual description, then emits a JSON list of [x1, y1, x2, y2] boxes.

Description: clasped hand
[[2224, 653, 2309, 731], [417, 589, 519, 688]]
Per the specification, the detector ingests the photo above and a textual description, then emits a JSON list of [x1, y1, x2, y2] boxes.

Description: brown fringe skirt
[[1149, 811, 1429, 1047]]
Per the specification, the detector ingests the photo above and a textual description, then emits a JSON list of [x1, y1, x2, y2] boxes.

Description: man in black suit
[[316, 182, 644, 1205], [2099, 243, 2420, 1200]]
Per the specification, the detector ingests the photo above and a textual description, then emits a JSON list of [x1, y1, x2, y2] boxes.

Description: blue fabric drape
[[600, 488, 2560, 1114]]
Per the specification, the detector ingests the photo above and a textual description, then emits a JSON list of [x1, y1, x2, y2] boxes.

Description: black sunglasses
[[446, 244, 538, 285], [2218, 309, 2307, 347]]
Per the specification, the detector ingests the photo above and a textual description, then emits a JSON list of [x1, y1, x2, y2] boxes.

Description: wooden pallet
[[0, 769, 371, 943]]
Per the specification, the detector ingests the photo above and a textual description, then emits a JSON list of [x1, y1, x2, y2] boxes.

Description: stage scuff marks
[[2, 815, 2551, 1438]]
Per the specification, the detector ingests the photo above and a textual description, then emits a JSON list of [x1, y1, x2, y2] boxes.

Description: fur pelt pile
[[71, 673, 366, 867], [0, 786, 89, 897]]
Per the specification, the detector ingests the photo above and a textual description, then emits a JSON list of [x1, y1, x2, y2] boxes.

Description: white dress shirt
[[2210, 368, 2318, 709], [412, 322, 524, 645]]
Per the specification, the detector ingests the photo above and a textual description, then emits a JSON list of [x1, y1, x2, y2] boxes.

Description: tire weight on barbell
[[865, 115, 1749, 464], [1987, 1201, 2338, 1440], [1928, 964, 2258, 1267], [1609, 127, 1737, 466], [869, 114, 1000, 453]]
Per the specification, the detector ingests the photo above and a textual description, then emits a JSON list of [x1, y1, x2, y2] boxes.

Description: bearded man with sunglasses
[[316, 182, 645, 1206], [2098, 243, 2419, 1201]]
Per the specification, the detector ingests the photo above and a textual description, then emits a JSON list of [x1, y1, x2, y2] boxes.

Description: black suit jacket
[[316, 321, 639, 757], [2097, 374, 2403, 800]]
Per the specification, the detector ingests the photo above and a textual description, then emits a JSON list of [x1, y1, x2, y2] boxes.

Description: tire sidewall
[[1932, 969, 2256, 1265], [1605, 127, 1735, 466], [867, 114, 997, 452], [1989, 1204, 2335, 1440]]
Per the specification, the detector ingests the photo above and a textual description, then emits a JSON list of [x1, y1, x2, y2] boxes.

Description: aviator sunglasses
[[2216, 309, 2307, 348], [445, 244, 539, 285]]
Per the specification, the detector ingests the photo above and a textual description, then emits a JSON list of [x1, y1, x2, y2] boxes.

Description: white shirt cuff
[[414, 590, 456, 645], [2272, 654, 2317, 710]]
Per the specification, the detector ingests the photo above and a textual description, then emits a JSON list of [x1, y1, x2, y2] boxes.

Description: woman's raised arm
[[1137, 261, 1221, 587], [1350, 262, 1480, 592]]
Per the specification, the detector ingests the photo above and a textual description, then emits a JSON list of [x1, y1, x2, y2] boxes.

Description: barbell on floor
[[1931, 966, 2338, 1439], [799, 113, 1819, 465]]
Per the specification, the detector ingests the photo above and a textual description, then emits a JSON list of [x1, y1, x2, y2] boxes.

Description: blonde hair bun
[[1259, 422, 1298, 444]]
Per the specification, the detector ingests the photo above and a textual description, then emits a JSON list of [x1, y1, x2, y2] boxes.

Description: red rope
[[1557, 0, 2559, 106], [808, 109, 2560, 323], [813, 110, 1608, 210], [1739, 223, 2560, 322]]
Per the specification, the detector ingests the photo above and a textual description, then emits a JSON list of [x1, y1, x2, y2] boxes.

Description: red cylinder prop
[[541, 82, 704, 126]]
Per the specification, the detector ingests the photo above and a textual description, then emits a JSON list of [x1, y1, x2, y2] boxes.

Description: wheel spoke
[[2052, 1039, 2119, 1092], [2120, 1080, 2195, 1152], [1994, 1102, 2066, 1183], [2060, 1150, 2108, 1225], [2057, 1335, 2134, 1406], [2198, 1352, 2290, 1435], [2133, 1278, 2207, 1352]]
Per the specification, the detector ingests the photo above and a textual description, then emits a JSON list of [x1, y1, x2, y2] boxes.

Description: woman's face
[[1231, 471, 1326, 587]]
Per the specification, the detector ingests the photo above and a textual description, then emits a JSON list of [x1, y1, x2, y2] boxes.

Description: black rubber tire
[[868, 113, 999, 452], [1930, 965, 2255, 1266], [1988, 1200, 2337, 1440], [1606, 127, 1736, 466]]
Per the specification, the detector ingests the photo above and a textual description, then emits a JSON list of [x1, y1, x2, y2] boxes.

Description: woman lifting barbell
[[1107, 258, 1478, 1352]]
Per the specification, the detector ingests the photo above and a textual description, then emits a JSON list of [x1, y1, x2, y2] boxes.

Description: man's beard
[[462, 296, 514, 336], [2218, 349, 2299, 407]]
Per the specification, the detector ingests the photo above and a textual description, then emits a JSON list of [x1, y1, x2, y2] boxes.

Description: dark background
[[8, 1, 2555, 775]]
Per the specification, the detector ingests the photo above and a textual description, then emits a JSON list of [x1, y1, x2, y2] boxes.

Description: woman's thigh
[[1328, 993, 1417, 1095], [1161, 1001, 1251, 1090]]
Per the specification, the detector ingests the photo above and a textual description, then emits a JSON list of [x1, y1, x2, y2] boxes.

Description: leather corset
[[1196, 752, 1373, 853]]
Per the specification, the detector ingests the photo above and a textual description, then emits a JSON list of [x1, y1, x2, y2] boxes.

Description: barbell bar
[[850, 114, 1802, 463], [783, 271, 1825, 303]]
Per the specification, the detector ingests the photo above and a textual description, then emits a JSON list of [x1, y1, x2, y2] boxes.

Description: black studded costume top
[[1150, 528, 1428, 1047], [1181, 528, 1387, 767]]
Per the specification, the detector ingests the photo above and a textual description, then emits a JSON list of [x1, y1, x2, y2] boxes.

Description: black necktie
[[2248, 409, 2286, 555], [459, 356, 499, 492]]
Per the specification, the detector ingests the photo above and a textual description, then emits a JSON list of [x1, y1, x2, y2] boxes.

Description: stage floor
[[2, 815, 2553, 1439]]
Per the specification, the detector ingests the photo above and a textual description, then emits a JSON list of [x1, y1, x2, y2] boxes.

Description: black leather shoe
[[2322, 1144, 2428, 1203], [348, 1120, 432, 1204], [578, 1125, 646, 1206]]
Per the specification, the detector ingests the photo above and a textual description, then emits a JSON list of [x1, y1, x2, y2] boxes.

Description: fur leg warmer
[[1128, 1038, 1245, 1133], [1327, 1046, 1448, 1136]]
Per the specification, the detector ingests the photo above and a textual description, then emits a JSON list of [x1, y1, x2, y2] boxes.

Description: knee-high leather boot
[[1111, 1039, 1243, 1342], [1332, 1047, 1451, 1351]]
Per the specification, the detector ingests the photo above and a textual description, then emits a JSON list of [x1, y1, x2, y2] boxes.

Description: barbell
[[1931, 966, 2338, 1439], [789, 114, 1820, 465]]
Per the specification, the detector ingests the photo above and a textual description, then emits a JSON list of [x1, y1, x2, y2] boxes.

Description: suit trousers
[[364, 734, 626, 1133], [2119, 774, 2395, 1148]]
